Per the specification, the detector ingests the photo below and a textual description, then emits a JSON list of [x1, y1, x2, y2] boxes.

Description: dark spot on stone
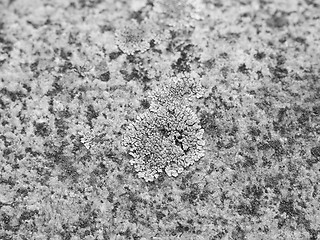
[[199, 112, 218, 137], [277, 107, 287, 123], [232, 226, 246, 240], [176, 222, 190, 233], [313, 105, 320, 115], [199, 191, 209, 201], [59, 61, 73, 73], [237, 201, 260, 216], [30, 60, 38, 72], [19, 210, 39, 222], [25, 147, 41, 157], [268, 140, 284, 156], [238, 63, 250, 75], [149, 39, 156, 48], [60, 49, 72, 60], [276, 54, 286, 65], [107, 190, 114, 203], [311, 146, 320, 158], [278, 199, 297, 218], [126, 54, 138, 63], [22, 83, 31, 92], [294, 37, 306, 44], [99, 162, 106, 169], [183, 188, 200, 205], [256, 70, 263, 79], [46, 78, 63, 97], [100, 71, 110, 82], [297, 111, 309, 125], [34, 121, 50, 137], [269, 66, 288, 79], [156, 211, 165, 220], [171, 52, 190, 73], [127, 68, 140, 81], [61, 231, 72, 240], [220, 66, 229, 79], [279, 36, 287, 43], [266, 15, 288, 28], [55, 117, 68, 137], [140, 99, 150, 109], [119, 69, 128, 79], [86, 104, 99, 127], [219, 52, 229, 59], [159, 127, 170, 138], [141, 75, 151, 83], [0, 58, 6, 67], [244, 185, 263, 199], [78, 218, 90, 228], [62, 162, 80, 182], [230, 125, 238, 136], [257, 142, 269, 151], [59, 107, 72, 119], [0, 88, 27, 102], [16, 187, 29, 198], [99, 24, 113, 33], [109, 51, 122, 60], [238, 185, 263, 216], [213, 1, 223, 7], [0, 36, 8, 44], [130, 10, 144, 23], [3, 45, 13, 53], [241, 153, 257, 168], [249, 126, 261, 136], [1, 212, 10, 226], [254, 51, 266, 60]]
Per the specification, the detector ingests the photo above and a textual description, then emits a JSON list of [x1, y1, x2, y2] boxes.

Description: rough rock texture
[[0, 0, 320, 239]]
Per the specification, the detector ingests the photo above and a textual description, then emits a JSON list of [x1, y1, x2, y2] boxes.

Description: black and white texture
[[1, 0, 320, 239]]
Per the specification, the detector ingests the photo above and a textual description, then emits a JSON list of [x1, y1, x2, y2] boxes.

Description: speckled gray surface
[[1, 0, 320, 239]]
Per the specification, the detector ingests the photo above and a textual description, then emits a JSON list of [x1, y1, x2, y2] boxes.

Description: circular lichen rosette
[[123, 102, 205, 182]]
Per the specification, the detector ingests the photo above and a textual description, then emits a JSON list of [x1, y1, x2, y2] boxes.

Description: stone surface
[[0, 0, 320, 239]]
